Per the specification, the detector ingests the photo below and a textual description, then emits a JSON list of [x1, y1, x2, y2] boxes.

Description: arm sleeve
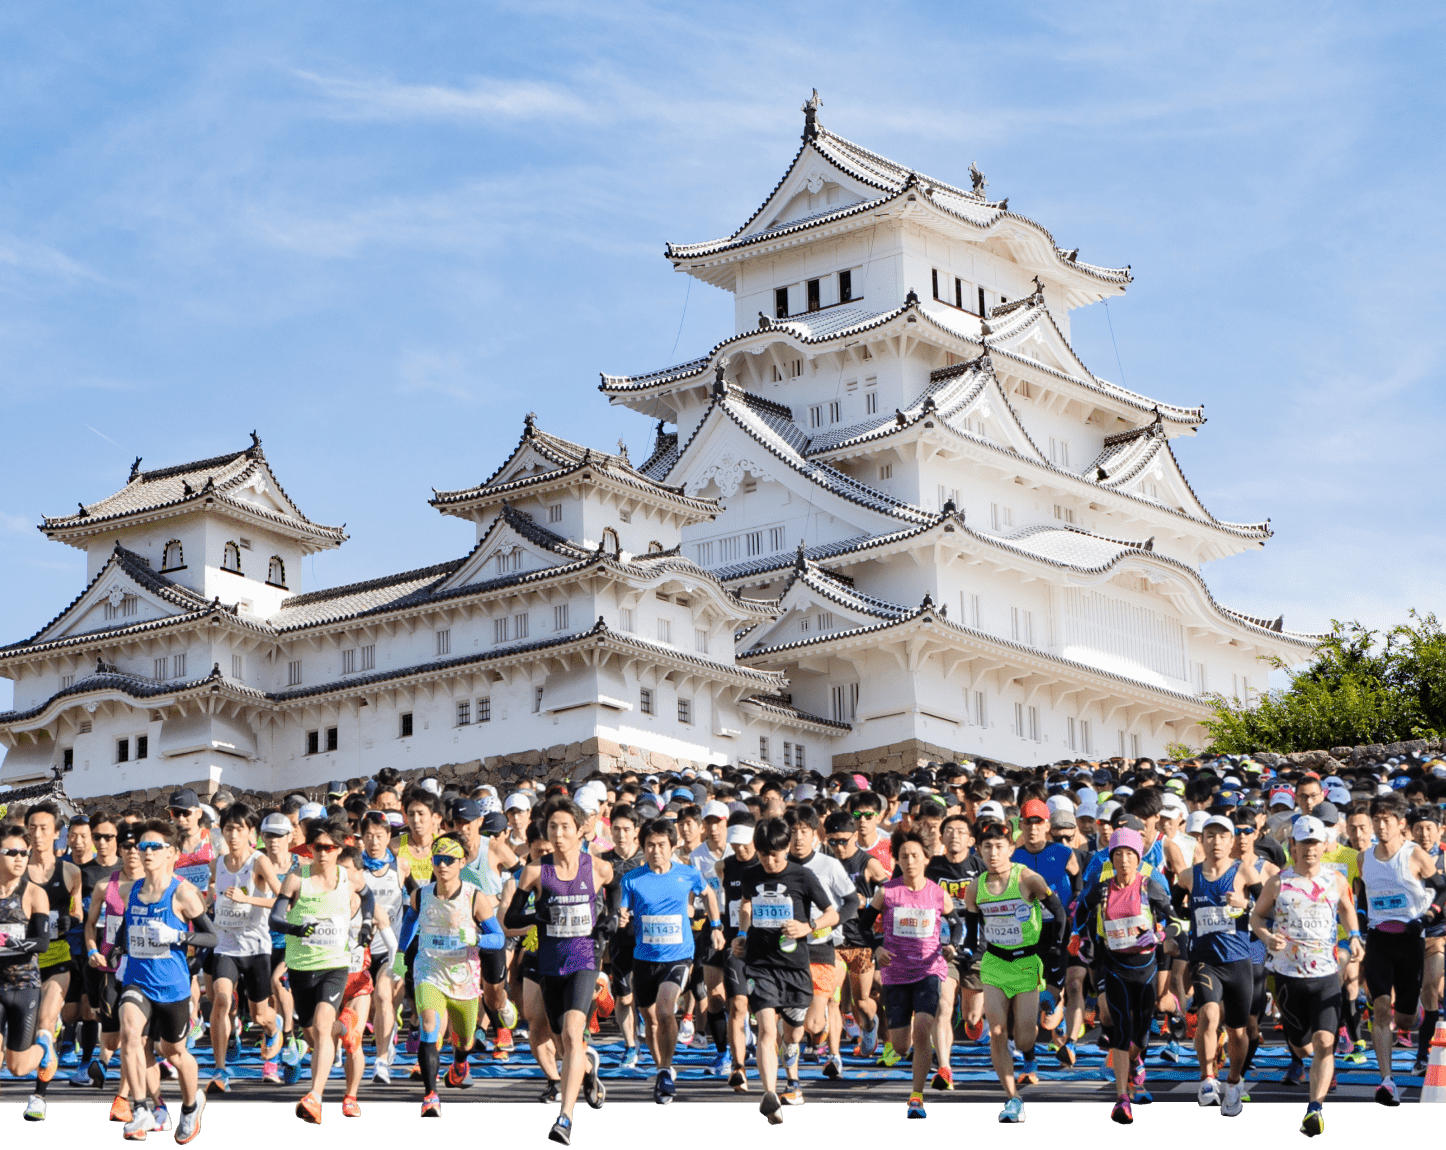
[[858, 902, 881, 933], [835, 889, 860, 925], [1074, 882, 1102, 938], [182, 911, 218, 951], [1148, 882, 1174, 927], [0, 911, 52, 958], [503, 884, 536, 931], [394, 903, 420, 956], [1422, 870, 1446, 922], [268, 893, 304, 937], [1041, 890, 1068, 947], [477, 915, 505, 952], [356, 886, 376, 947], [963, 909, 981, 953]]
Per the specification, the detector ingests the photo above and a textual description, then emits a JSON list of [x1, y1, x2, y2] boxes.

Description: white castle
[[0, 96, 1318, 799]]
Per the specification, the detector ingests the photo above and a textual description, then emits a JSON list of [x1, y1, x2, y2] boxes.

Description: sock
[[419, 1042, 439, 1093], [1418, 1010, 1439, 1061], [80, 1021, 99, 1064], [707, 1010, 728, 1052], [35, 1077, 49, 1096], [1020, 1046, 1036, 1066], [484, 1005, 501, 1029], [1307, 1100, 1323, 1112], [182, 1099, 197, 1115], [1242, 1038, 1260, 1077]]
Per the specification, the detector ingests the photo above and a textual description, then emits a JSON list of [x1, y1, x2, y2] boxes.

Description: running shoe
[[262, 1059, 282, 1084], [153, 1099, 171, 1131], [110, 1095, 133, 1123], [1132, 1061, 1153, 1104], [759, 1091, 784, 1125], [281, 1041, 302, 1085], [122, 1103, 156, 1141], [295, 1094, 323, 1124], [446, 1060, 472, 1088], [678, 1015, 695, 1046], [998, 1096, 1025, 1123], [23, 1094, 46, 1122], [706, 1049, 730, 1077], [186, 1016, 206, 1048], [1395, 1029, 1414, 1049], [1283, 1057, 1307, 1085], [655, 1068, 676, 1105], [1198, 1077, 1220, 1107], [538, 1078, 561, 1104], [1375, 1079, 1401, 1106], [859, 1019, 880, 1056], [370, 1056, 390, 1085], [1343, 1041, 1368, 1064], [1160, 1039, 1181, 1063], [583, 1045, 605, 1109], [1017, 1059, 1039, 1086], [499, 998, 519, 1030], [493, 1026, 515, 1055], [932, 1065, 954, 1091], [907, 1092, 927, 1119], [341, 1096, 361, 1118], [207, 1068, 233, 1094], [421, 1091, 441, 1118], [780, 1078, 805, 1106], [822, 1054, 843, 1080], [729, 1067, 748, 1093], [36, 1029, 57, 1082], [88, 1058, 107, 1089], [620, 1046, 639, 1070], [1412, 1058, 1429, 1077], [1056, 1040, 1077, 1067], [159, 1058, 177, 1080], [1301, 1104, 1325, 1137], [964, 1018, 986, 1043], [174, 1094, 205, 1145], [68, 1062, 93, 1087], [876, 1041, 903, 1068], [549, 1115, 572, 1144], [1111, 1096, 1133, 1125], [1337, 1028, 1353, 1058], [1221, 1079, 1244, 1117]]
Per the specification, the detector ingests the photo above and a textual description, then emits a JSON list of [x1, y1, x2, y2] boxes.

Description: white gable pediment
[[37, 568, 188, 646], [742, 147, 874, 239], [947, 378, 1047, 465], [437, 519, 575, 593]]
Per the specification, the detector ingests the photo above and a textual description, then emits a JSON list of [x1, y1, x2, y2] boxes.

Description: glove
[[357, 922, 375, 950], [150, 923, 183, 947]]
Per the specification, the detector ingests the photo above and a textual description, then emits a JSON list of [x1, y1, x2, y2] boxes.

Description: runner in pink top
[[863, 831, 955, 1119]]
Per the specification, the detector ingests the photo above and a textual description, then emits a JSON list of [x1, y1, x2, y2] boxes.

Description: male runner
[[691, 800, 732, 1074], [23, 802, 79, 1122], [167, 790, 217, 1043], [599, 803, 646, 1068], [717, 816, 757, 1089], [1409, 805, 1444, 1074], [450, 798, 521, 1056], [848, 792, 893, 871], [357, 810, 406, 1082], [69, 812, 118, 1089], [1012, 798, 1079, 1064], [0, 821, 58, 1121], [829, 812, 890, 1059]]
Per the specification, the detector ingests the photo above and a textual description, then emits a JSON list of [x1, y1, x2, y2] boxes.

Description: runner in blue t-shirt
[[618, 818, 724, 1105]]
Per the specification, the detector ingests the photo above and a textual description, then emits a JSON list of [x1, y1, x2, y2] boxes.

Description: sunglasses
[[432, 854, 461, 867], [0, 847, 28, 858], [135, 841, 168, 853], [169, 809, 196, 818], [854, 811, 880, 819], [827, 837, 853, 847], [312, 842, 341, 853], [1234, 826, 1257, 834], [119, 841, 140, 850], [94, 833, 117, 842]]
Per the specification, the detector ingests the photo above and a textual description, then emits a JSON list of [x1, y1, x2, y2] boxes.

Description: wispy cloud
[[0, 236, 103, 285], [0, 511, 32, 534], [294, 70, 588, 122]]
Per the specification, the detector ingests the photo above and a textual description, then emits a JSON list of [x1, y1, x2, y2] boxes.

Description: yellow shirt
[[398, 833, 434, 884], [1321, 844, 1360, 940]]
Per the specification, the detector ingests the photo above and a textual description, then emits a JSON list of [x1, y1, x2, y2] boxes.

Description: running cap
[[477, 795, 502, 816], [575, 791, 602, 815], [260, 813, 293, 837], [1186, 810, 1209, 834], [1201, 815, 1235, 834], [1113, 785, 1135, 799], [793, 783, 818, 802], [504, 793, 532, 812], [417, 778, 442, 796], [199, 804, 218, 826], [326, 780, 346, 798], [449, 798, 483, 823], [1292, 816, 1327, 843], [1107, 828, 1144, 858], [1390, 775, 1413, 790], [975, 800, 1007, 823], [726, 824, 753, 845], [1161, 796, 1188, 817], [297, 802, 327, 822], [1076, 799, 1100, 820], [1020, 799, 1050, 822], [671, 787, 694, 803], [1325, 784, 1351, 805], [481, 812, 507, 837], [1045, 794, 1073, 815], [1165, 778, 1185, 795], [167, 788, 201, 811], [701, 800, 730, 821], [1311, 801, 1340, 826], [1049, 809, 1076, 830], [1269, 788, 1296, 808], [385, 811, 405, 830]]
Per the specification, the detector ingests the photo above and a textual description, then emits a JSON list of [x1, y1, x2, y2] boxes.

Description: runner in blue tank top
[[117, 819, 217, 1143]]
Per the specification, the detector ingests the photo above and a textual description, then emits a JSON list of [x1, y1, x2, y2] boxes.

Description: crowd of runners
[[0, 750, 1443, 1140]]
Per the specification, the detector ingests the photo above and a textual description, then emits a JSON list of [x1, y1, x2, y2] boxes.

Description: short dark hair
[[753, 817, 791, 854], [891, 829, 929, 857], [849, 791, 884, 815], [539, 797, 586, 832], [402, 787, 443, 816], [640, 818, 678, 847], [305, 818, 350, 847], [976, 821, 1013, 844], [138, 819, 179, 849], [788, 804, 820, 832], [220, 803, 257, 830], [24, 801, 61, 827], [0, 822, 26, 845], [1370, 794, 1409, 820], [609, 803, 639, 827]]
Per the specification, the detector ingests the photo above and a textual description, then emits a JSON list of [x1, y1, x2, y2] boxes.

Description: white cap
[[575, 791, 602, 815], [1292, 816, 1327, 843], [702, 800, 730, 821], [199, 804, 218, 825], [1186, 810, 1210, 834], [418, 778, 442, 796], [726, 824, 754, 845], [260, 813, 293, 837], [1161, 797, 1188, 819], [504, 793, 533, 812], [1098, 800, 1122, 823], [298, 802, 326, 822], [478, 795, 502, 815], [976, 800, 1006, 823], [1202, 815, 1235, 834]]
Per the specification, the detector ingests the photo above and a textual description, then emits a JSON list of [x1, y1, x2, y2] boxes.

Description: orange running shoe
[[341, 1096, 361, 1118], [295, 1094, 323, 1124], [964, 1019, 985, 1042], [110, 1095, 134, 1123], [593, 975, 615, 1018]]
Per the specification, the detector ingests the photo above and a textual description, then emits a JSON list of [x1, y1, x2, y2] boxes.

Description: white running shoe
[[1221, 1080, 1244, 1117], [1198, 1077, 1220, 1106]]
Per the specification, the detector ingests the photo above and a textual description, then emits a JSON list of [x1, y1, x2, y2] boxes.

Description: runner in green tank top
[[965, 822, 1066, 1124]]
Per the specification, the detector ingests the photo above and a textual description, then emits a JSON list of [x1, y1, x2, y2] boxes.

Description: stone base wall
[[833, 738, 1008, 776], [54, 737, 720, 816], [1246, 737, 1446, 774]]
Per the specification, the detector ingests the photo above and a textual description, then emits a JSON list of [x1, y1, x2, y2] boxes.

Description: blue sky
[[2, 1, 1444, 718]]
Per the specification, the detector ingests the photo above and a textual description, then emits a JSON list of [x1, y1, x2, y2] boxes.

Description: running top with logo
[[976, 864, 1043, 960], [1088, 871, 1168, 974], [122, 878, 191, 1002], [414, 881, 483, 998], [398, 834, 434, 885], [72, 857, 111, 956], [1267, 868, 1342, 979], [462, 846, 504, 899], [535, 852, 600, 977], [620, 863, 706, 963], [173, 835, 216, 894], [1188, 862, 1253, 964], [33, 858, 73, 969], [1011, 842, 1072, 924], [601, 846, 646, 961], [361, 854, 406, 959], [797, 849, 854, 966], [878, 877, 948, 985], [839, 848, 882, 949], [1360, 840, 1430, 929], [738, 860, 832, 972], [688, 843, 725, 949], [213, 851, 271, 957], [862, 833, 893, 873], [284, 871, 351, 973], [0, 876, 40, 990]]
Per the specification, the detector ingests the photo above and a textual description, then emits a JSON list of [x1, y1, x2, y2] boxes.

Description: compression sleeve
[[1041, 890, 1068, 947], [182, 911, 218, 951], [477, 915, 505, 951], [394, 903, 419, 955], [963, 909, 981, 954], [1422, 870, 1446, 922], [835, 890, 860, 925], [857, 903, 881, 933], [504, 884, 536, 931], [377, 924, 399, 957], [268, 893, 307, 937], [0, 911, 52, 957], [356, 886, 376, 947]]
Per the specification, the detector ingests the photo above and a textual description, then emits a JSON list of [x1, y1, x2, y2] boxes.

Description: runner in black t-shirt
[[926, 813, 984, 1085]]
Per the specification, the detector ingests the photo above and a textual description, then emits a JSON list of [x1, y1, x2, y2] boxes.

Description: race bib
[[641, 914, 685, 946], [175, 864, 211, 890], [424, 929, 464, 951], [892, 907, 936, 939], [214, 898, 252, 934], [1103, 913, 1151, 951], [127, 922, 172, 958], [981, 904, 1025, 947], [550, 900, 593, 938], [727, 899, 741, 929], [306, 915, 347, 950], [103, 915, 123, 946], [348, 945, 367, 974], [1292, 905, 1336, 936], [750, 893, 793, 925], [1193, 905, 1233, 936], [1369, 892, 1407, 914]]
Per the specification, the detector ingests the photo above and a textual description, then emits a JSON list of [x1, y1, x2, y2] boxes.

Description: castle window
[[601, 527, 620, 554], [136, 735, 148, 759], [161, 540, 184, 571], [457, 700, 471, 726], [839, 269, 853, 303], [436, 629, 451, 656], [222, 542, 242, 573], [554, 604, 569, 631], [360, 645, 375, 671], [640, 688, 653, 716], [400, 713, 413, 738], [806, 278, 820, 312], [775, 287, 789, 319], [287, 659, 302, 686], [267, 556, 286, 587], [548, 503, 563, 523]]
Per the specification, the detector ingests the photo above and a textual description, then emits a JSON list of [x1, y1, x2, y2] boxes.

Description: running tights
[[1103, 969, 1155, 1055]]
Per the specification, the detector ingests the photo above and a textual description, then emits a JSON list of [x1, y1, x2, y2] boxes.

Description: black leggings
[[1103, 964, 1156, 1053], [0, 985, 40, 1052]]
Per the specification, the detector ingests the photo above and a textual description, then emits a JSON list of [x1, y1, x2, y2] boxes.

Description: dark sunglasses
[[93, 833, 117, 842], [854, 810, 880, 819], [432, 854, 461, 867], [312, 842, 341, 853], [169, 808, 196, 817], [0, 847, 28, 858], [827, 837, 853, 847], [1234, 826, 1257, 834]]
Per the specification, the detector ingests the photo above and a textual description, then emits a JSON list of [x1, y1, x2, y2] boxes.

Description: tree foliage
[[1202, 612, 1446, 753]]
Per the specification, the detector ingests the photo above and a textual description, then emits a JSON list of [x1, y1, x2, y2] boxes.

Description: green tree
[[1202, 613, 1446, 753]]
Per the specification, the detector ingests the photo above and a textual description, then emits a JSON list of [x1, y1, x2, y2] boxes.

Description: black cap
[[167, 788, 200, 811], [327, 780, 347, 798], [449, 798, 483, 823], [1312, 801, 1340, 826], [481, 811, 507, 837]]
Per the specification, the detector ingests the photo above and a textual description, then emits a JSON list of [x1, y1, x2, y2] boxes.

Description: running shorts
[[63, 959, 84, 1005], [1190, 959, 1253, 1030], [809, 960, 842, 999], [1249, 962, 1267, 1020], [722, 951, 749, 1001], [0, 985, 40, 1052], [212, 953, 273, 1004], [947, 954, 984, 991], [39, 961, 71, 988], [883, 976, 941, 1029], [745, 964, 812, 1016], [1364, 926, 1425, 1017], [479, 948, 507, 987], [981, 951, 1045, 999], [1275, 972, 1340, 1047], [415, 982, 479, 1048], [837, 946, 874, 977], [633, 959, 690, 1009], [539, 969, 597, 1034], [288, 967, 348, 1029], [343, 968, 374, 1004], [118, 988, 190, 1045]]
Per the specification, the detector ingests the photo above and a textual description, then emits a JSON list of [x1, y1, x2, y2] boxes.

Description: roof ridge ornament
[[712, 363, 728, 399], [904, 288, 919, 306], [757, 311, 772, 330], [794, 540, 808, 572], [248, 430, 261, 454], [77, 502, 88, 517], [801, 89, 823, 142], [129, 457, 143, 481], [969, 162, 987, 200]]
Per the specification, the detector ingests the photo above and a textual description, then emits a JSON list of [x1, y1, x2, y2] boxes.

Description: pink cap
[[1107, 828, 1144, 859]]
